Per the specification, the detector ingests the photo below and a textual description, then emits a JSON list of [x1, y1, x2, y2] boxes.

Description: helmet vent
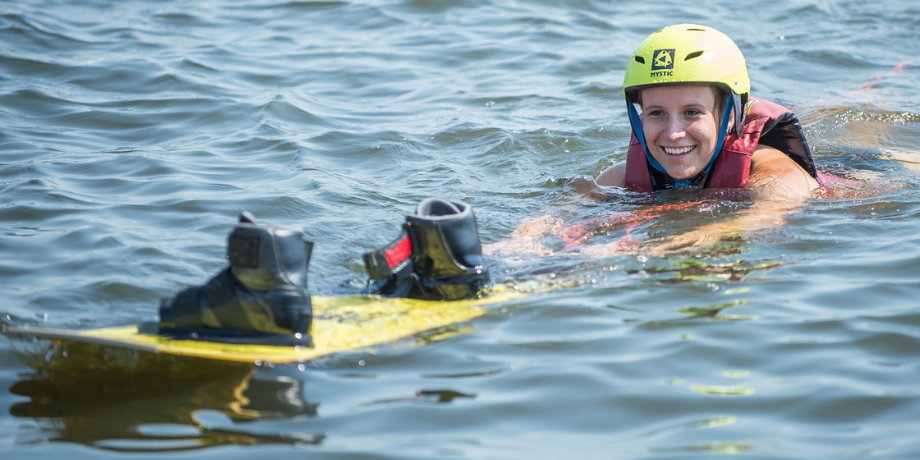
[[634, 56, 645, 64], [687, 28, 706, 32], [684, 51, 704, 61]]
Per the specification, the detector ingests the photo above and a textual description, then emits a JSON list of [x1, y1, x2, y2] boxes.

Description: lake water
[[2, 0, 920, 458]]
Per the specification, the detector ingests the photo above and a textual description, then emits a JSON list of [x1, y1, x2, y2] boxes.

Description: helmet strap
[[700, 94, 736, 177], [732, 93, 746, 137], [626, 96, 668, 176]]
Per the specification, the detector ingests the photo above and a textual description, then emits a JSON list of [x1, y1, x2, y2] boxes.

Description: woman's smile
[[640, 84, 722, 180], [661, 145, 696, 157]]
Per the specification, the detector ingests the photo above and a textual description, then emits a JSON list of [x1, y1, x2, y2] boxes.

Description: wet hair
[[711, 85, 729, 120]]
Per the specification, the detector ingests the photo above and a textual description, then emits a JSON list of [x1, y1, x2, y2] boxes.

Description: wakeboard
[[6, 286, 525, 365]]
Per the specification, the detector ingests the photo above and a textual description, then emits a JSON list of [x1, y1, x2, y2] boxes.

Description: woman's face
[[639, 84, 721, 180]]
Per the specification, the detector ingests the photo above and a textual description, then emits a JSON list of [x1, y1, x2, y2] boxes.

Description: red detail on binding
[[385, 236, 412, 268], [625, 97, 808, 191]]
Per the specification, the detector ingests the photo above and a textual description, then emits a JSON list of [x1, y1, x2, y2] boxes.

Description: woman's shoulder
[[596, 162, 627, 187], [749, 145, 819, 198]]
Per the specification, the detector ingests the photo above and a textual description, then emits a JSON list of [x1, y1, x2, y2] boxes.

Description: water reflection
[[360, 389, 476, 408], [679, 301, 757, 321], [689, 384, 755, 396], [650, 442, 755, 454], [637, 257, 783, 283], [9, 363, 323, 451]]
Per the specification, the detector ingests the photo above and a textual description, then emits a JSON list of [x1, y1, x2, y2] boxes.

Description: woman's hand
[[564, 176, 609, 201], [483, 215, 564, 256]]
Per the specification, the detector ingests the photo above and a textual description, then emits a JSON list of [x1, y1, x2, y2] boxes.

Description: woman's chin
[[664, 168, 701, 181]]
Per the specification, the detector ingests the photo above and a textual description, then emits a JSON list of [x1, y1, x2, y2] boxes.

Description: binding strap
[[363, 231, 412, 279]]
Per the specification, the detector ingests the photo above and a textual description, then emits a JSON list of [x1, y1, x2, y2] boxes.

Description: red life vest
[[624, 97, 819, 191]]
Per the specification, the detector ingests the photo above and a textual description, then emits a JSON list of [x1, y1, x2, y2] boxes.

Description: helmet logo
[[652, 49, 675, 71]]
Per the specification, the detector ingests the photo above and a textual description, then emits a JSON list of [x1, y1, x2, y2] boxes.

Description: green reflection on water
[[680, 300, 758, 321], [640, 258, 783, 283], [690, 384, 755, 396], [652, 441, 756, 454], [723, 370, 750, 378]]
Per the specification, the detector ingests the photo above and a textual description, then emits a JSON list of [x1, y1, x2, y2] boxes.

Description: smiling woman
[[620, 84, 724, 181], [597, 23, 820, 198], [487, 24, 829, 257]]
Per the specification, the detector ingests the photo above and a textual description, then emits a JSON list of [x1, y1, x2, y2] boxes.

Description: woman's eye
[[685, 109, 701, 116], [647, 109, 665, 117]]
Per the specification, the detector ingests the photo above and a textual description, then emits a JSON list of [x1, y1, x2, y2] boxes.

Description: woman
[[490, 24, 822, 256], [599, 23, 819, 197]]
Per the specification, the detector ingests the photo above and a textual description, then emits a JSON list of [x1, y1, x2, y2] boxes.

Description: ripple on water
[[1, 0, 920, 457]]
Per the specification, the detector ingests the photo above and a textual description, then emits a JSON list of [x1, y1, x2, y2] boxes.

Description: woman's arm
[[642, 145, 818, 254], [483, 176, 616, 256], [482, 214, 565, 256], [488, 146, 820, 257], [747, 145, 820, 199]]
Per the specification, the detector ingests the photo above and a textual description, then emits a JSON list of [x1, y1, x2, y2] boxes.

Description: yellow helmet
[[623, 23, 750, 101], [623, 24, 750, 185]]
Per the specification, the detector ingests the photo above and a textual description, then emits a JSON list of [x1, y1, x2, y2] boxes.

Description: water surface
[[2, 0, 920, 458]]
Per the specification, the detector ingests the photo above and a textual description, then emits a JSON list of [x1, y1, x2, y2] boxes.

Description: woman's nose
[[664, 116, 685, 140]]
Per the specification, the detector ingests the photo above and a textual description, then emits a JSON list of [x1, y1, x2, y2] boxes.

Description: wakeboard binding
[[363, 197, 490, 301], [157, 212, 313, 345]]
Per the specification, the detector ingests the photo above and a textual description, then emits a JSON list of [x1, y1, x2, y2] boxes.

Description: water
[[2, 0, 919, 458]]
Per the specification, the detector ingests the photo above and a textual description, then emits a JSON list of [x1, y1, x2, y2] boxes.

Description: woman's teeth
[[663, 146, 693, 156]]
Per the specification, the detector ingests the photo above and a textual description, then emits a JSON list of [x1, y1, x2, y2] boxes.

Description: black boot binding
[[154, 212, 313, 346], [363, 198, 490, 301]]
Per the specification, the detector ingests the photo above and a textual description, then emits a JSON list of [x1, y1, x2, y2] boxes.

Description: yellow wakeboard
[[6, 286, 525, 366]]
